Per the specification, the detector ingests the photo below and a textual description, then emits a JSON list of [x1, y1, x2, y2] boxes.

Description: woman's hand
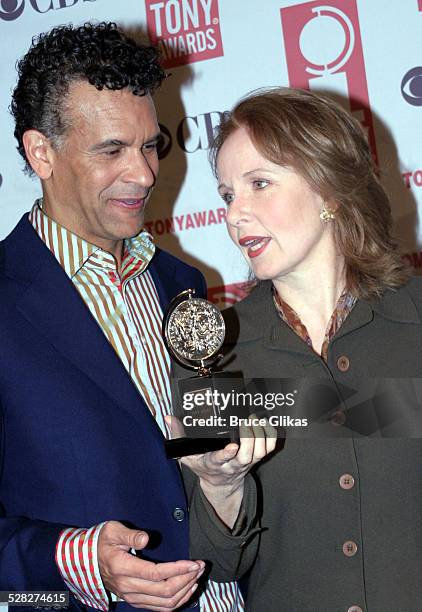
[[165, 416, 276, 528]]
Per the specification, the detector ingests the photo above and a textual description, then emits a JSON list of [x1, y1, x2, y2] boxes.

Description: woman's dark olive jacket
[[184, 278, 422, 612]]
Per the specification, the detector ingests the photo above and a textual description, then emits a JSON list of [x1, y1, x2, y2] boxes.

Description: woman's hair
[[210, 87, 409, 299]]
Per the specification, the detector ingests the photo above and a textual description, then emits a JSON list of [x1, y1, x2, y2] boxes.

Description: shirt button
[[172, 507, 186, 522], [348, 606, 363, 612], [343, 540, 358, 557], [339, 474, 355, 490], [337, 355, 350, 372], [331, 410, 346, 426]]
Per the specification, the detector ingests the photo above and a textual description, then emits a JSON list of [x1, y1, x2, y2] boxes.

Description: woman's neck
[[273, 258, 347, 355]]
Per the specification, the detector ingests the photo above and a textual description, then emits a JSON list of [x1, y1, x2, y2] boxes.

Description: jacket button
[[339, 474, 355, 490], [337, 355, 350, 372], [331, 410, 346, 426], [172, 507, 186, 522], [348, 607, 363, 612], [343, 540, 358, 557]]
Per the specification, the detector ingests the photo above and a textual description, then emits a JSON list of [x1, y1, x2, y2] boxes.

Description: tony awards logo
[[281, 0, 378, 163], [298, 5, 355, 97], [163, 289, 241, 458]]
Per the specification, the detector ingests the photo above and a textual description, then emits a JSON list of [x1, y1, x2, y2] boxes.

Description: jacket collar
[[2, 215, 179, 433], [369, 285, 421, 324], [228, 280, 421, 353]]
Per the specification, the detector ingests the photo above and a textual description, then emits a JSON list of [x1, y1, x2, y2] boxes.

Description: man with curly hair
[[0, 22, 242, 612]]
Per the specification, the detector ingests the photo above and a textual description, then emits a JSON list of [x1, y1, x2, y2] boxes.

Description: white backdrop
[[1, 0, 422, 307]]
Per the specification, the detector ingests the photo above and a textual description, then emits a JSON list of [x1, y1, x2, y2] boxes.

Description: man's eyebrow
[[89, 139, 127, 152], [145, 133, 161, 144], [89, 133, 161, 152]]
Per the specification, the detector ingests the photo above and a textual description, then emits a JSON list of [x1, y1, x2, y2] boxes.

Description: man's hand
[[98, 521, 204, 611], [166, 416, 277, 528]]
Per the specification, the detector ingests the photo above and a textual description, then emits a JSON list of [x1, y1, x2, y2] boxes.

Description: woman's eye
[[221, 192, 234, 205], [253, 179, 269, 189]]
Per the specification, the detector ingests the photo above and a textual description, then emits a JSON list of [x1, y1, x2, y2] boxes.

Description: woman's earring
[[320, 207, 336, 222]]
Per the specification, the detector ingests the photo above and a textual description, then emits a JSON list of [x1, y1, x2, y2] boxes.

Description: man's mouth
[[238, 236, 272, 258], [110, 198, 145, 209]]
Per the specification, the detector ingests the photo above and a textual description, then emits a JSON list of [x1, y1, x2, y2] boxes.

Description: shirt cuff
[[55, 523, 109, 611]]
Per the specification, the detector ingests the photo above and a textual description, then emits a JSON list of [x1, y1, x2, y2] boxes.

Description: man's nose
[[122, 150, 157, 187]]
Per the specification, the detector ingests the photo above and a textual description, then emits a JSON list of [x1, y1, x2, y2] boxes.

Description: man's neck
[[40, 197, 125, 273]]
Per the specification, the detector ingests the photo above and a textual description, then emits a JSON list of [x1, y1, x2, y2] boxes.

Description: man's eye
[[253, 179, 269, 189], [105, 149, 121, 156], [143, 142, 158, 152]]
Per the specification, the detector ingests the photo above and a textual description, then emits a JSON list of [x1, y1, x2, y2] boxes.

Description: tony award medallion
[[164, 289, 242, 458]]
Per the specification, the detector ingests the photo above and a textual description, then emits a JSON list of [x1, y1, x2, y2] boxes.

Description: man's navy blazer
[[0, 214, 206, 610]]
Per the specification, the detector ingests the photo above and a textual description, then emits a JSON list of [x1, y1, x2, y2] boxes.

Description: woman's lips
[[238, 236, 272, 259], [110, 198, 145, 209]]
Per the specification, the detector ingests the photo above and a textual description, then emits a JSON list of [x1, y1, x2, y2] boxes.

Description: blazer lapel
[[148, 248, 178, 313], [5, 216, 162, 431]]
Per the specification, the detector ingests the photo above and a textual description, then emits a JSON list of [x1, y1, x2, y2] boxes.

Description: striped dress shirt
[[29, 201, 243, 612]]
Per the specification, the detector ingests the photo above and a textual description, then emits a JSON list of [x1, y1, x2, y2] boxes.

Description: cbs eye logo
[[401, 67, 422, 106], [0, 0, 25, 21], [157, 123, 172, 160], [0, 0, 96, 21]]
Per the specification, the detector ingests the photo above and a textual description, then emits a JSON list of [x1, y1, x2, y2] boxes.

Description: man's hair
[[11, 22, 166, 174], [210, 87, 409, 299]]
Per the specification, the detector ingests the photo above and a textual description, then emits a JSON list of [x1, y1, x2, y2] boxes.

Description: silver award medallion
[[164, 289, 225, 369]]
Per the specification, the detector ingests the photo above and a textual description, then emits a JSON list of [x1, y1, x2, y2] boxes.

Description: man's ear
[[22, 130, 55, 179]]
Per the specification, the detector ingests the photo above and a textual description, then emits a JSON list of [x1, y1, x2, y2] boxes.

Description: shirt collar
[[29, 199, 155, 279], [272, 284, 357, 361]]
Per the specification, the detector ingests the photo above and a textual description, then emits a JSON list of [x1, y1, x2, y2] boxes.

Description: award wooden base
[[165, 371, 243, 459]]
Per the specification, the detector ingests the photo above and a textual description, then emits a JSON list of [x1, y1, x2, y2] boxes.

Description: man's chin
[[116, 220, 144, 240], [110, 216, 145, 241]]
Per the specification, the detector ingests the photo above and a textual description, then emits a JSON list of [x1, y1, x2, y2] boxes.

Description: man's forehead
[[65, 80, 157, 128]]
